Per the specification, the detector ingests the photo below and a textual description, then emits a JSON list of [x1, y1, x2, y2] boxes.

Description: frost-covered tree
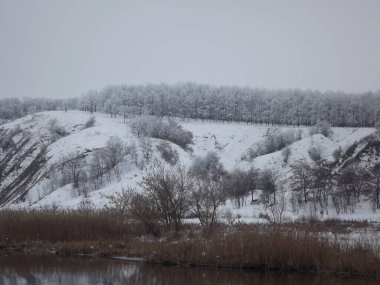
[[191, 152, 225, 182], [76, 83, 380, 127], [309, 120, 333, 137], [48, 119, 69, 142], [130, 116, 193, 150], [140, 138, 153, 164]]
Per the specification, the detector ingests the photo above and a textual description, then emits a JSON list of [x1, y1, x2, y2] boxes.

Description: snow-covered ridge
[[0, 111, 378, 220]]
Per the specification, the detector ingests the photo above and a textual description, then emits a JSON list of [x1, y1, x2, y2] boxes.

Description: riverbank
[[1, 209, 380, 277]]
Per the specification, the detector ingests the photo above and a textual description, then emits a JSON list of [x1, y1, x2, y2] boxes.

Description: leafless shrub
[[48, 119, 69, 142], [332, 146, 342, 161], [223, 169, 254, 208], [0, 125, 21, 151], [78, 198, 95, 212], [125, 140, 139, 166], [82, 116, 96, 129], [60, 152, 86, 189], [130, 116, 193, 150], [265, 188, 287, 224], [222, 209, 241, 225], [309, 120, 333, 137], [129, 193, 161, 236], [88, 149, 107, 189], [281, 146, 291, 164], [104, 187, 134, 218], [140, 137, 153, 165], [308, 144, 322, 161], [259, 169, 281, 206], [139, 163, 194, 231], [290, 160, 313, 205], [243, 129, 301, 160], [88, 137, 126, 189], [191, 179, 225, 230], [156, 141, 179, 166], [191, 151, 225, 182]]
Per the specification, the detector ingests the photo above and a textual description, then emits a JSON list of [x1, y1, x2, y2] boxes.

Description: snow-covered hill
[[0, 111, 378, 220]]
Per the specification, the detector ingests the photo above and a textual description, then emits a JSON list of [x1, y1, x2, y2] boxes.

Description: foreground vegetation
[[0, 209, 379, 277]]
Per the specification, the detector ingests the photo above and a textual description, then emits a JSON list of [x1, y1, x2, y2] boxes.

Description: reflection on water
[[0, 252, 378, 285]]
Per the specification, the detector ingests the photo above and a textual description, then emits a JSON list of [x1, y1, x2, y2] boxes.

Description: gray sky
[[0, 0, 379, 98]]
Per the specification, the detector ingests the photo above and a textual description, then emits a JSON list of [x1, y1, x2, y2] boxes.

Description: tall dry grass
[[0, 209, 379, 276], [0, 209, 132, 244], [141, 226, 380, 275]]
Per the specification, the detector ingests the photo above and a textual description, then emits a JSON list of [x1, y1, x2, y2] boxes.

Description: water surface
[[0, 252, 378, 285]]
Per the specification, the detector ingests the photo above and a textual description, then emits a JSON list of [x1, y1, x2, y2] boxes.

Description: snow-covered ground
[[1, 110, 379, 221]]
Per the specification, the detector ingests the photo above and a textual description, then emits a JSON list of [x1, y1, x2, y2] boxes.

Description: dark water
[[0, 252, 378, 285]]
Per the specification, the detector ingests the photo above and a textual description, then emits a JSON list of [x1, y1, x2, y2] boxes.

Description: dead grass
[[0, 209, 379, 276], [140, 227, 380, 275], [0, 209, 134, 244]]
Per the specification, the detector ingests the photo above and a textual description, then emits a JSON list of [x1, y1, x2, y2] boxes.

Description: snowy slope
[[0, 111, 378, 220], [182, 120, 374, 171]]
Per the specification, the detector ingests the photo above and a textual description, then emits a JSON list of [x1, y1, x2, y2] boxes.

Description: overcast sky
[[0, 0, 379, 98]]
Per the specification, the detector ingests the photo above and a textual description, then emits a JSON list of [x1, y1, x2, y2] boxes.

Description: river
[[0, 252, 378, 285]]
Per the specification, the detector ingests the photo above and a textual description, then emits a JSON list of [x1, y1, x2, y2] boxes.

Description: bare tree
[[61, 152, 86, 189], [266, 187, 287, 224], [334, 163, 371, 213], [139, 163, 194, 230], [309, 160, 333, 210], [191, 179, 225, 230], [223, 169, 252, 208], [259, 169, 280, 206], [368, 163, 380, 211], [126, 141, 139, 166], [104, 187, 134, 218], [104, 137, 125, 180], [129, 193, 161, 236], [290, 161, 313, 205], [88, 149, 107, 189]]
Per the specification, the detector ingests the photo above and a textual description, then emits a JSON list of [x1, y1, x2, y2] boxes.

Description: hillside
[[0, 111, 379, 221]]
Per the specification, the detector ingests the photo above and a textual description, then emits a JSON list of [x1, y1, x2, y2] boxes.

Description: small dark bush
[[83, 116, 96, 129], [156, 141, 179, 165]]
